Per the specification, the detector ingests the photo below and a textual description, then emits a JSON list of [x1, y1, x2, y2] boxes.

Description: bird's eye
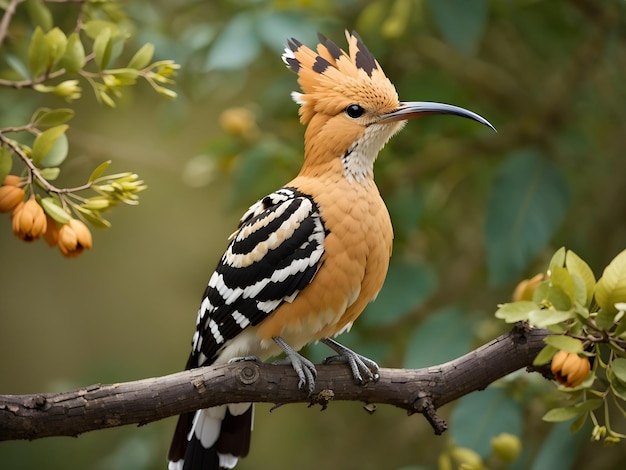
[[345, 104, 365, 119]]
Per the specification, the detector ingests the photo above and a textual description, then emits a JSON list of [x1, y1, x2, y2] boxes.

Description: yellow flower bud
[[11, 199, 47, 241], [512, 272, 544, 301], [54, 80, 82, 101], [451, 447, 484, 470], [3, 174, 23, 186], [0, 178, 25, 212], [219, 107, 258, 138], [551, 350, 590, 388], [43, 215, 59, 247], [491, 433, 522, 463], [591, 425, 606, 441], [58, 218, 93, 258]]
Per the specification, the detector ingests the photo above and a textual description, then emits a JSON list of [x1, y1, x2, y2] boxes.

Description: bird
[[167, 30, 495, 470]]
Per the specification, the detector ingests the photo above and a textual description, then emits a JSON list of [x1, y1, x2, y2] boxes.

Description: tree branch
[[0, 324, 551, 441]]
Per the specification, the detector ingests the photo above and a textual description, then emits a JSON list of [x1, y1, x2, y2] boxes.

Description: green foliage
[[205, 12, 261, 71], [0, 147, 12, 181], [404, 306, 473, 368], [31, 124, 68, 164], [363, 259, 437, 327], [450, 387, 522, 457], [428, 0, 488, 56], [497, 247, 626, 446], [485, 149, 569, 286], [595, 249, 626, 315], [0, 0, 178, 257], [530, 421, 588, 470]]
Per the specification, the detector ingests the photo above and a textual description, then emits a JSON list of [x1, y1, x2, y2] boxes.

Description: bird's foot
[[273, 336, 317, 395], [322, 338, 380, 384]]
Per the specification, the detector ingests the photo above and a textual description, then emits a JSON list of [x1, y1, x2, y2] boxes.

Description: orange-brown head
[[282, 31, 494, 182]]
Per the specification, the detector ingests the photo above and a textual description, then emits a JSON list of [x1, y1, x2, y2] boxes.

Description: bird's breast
[[256, 175, 393, 345]]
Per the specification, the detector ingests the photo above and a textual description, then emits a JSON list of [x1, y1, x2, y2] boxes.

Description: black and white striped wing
[[190, 187, 326, 367]]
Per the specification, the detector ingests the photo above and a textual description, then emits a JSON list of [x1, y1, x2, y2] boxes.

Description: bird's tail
[[168, 404, 253, 470]]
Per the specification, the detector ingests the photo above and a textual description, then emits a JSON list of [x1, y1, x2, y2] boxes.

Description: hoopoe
[[168, 31, 494, 470]]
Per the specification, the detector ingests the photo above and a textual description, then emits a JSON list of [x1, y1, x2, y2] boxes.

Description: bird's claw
[[322, 338, 380, 384], [273, 336, 318, 395], [228, 355, 262, 364]]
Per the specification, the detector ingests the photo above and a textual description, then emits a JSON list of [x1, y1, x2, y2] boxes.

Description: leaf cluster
[[496, 247, 626, 445], [22, 14, 179, 105], [0, 0, 178, 255]]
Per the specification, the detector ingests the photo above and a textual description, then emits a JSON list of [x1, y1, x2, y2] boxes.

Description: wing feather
[[189, 187, 326, 367]]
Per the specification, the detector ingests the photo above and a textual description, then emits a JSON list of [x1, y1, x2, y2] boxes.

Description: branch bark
[[0, 324, 551, 441]]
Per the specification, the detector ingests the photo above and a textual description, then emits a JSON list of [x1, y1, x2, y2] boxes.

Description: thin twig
[[0, 132, 93, 194], [0, 0, 25, 47]]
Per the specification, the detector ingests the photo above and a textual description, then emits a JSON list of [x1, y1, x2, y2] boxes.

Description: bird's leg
[[322, 338, 380, 384], [272, 336, 317, 394]]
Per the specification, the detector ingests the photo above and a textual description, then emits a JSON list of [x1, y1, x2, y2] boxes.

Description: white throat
[[342, 121, 406, 183]]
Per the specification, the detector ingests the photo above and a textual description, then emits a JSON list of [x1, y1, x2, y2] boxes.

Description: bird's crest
[[282, 31, 399, 124]]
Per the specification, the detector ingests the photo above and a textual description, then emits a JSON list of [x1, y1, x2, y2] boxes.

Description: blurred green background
[[1, 0, 626, 469]]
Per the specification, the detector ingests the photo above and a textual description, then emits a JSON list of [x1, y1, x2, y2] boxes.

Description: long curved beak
[[380, 101, 496, 131]]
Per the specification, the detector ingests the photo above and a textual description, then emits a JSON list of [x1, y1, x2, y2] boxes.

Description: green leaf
[[40, 197, 71, 224], [495, 301, 536, 323], [427, 0, 487, 56], [611, 358, 626, 383], [533, 281, 572, 311], [544, 335, 583, 353], [26, 0, 52, 32], [595, 248, 626, 315], [404, 307, 473, 368], [575, 399, 603, 413], [550, 266, 576, 306], [45, 28, 67, 68], [533, 344, 557, 366], [362, 259, 437, 327], [549, 246, 566, 270], [89, 160, 112, 183], [31, 125, 68, 165], [28, 26, 49, 77], [128, 43, 154, 69], [450, 387, 522, 457], [595, 308, 618, 330], [32, 108, 75, 126], [38, 167, 60, 181], [566, 250, 596, 307], [609, 369, 626, 401], [205, 12, 261, 70], [485, 149, 569, 286], [570, 412, 588, 433], [528, 309, 574, 328], [0, 147, 12, 182], [93, 27, 113, 70], [542, 406, 580, 422], [570, 274, 588, 308], [543, 400, 602, 423], [39, 133, 68, 168], [615, 311, 626, 338], [82, 20, 118, 40], [62, 32, 86, 73]]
